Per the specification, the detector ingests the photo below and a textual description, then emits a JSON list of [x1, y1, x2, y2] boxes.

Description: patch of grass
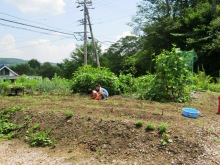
[[159, 123, 168, 134], [66, 111, 73, 119], [145, 122, 156, 131], [135, 120, 144, 128]]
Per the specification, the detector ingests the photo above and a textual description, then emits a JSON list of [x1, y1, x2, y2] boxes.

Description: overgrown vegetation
[[1, 45, 220, 102], [71, 65, 119, 95], [0, 106, 23, 139]]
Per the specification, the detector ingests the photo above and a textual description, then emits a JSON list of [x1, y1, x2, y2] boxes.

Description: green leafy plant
[[145, 122, 156, 131], [159, 123, 168, 134], [135, 120, 144, 128], [117, 73, 135, 94], [71, 65, 119, 95], [193, 71, 212, 91], [0, 106, 23, 139], [26, 131, 55, 147], [143, 46, 193, 102], [66, 111, 73, 119], [33, 123, 40, 130], [160, 133, 172, 146]]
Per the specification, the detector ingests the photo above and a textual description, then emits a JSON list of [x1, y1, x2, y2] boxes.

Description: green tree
[[101, 36, 142, 75], [60, 42, 102, 79], [130, 0, 220, 76], [28, 59, 41, 69], [10, 63, 35, 75], [39, 62, 62, 79]]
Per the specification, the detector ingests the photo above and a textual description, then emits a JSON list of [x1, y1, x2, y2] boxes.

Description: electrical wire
[[0, 18, 77, 40], [0, 23, 73, 39]]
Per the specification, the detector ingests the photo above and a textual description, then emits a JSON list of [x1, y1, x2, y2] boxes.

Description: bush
[[209, 83, 220, 92], [193, 71, 212, 91], [143, 46, 193, 102], [134, 74, 156, 99], [117, 73, 135, 94], [71, 65, 119, 95]]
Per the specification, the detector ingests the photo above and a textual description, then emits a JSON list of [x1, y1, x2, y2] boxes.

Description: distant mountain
[[0, 58, 57, 66], [0, 58, 27, 66]]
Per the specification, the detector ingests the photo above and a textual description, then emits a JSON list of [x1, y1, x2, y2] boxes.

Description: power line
[[0, 17, 77, 40], [0, 23, 72, 39]]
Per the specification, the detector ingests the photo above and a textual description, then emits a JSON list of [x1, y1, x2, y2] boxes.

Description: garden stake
[[217, 95, 220, 114]]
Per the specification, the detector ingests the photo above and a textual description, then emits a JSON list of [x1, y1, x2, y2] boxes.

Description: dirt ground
[[0, 91, 220, 164]]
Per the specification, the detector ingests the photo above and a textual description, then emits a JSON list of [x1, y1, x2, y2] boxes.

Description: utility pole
[[86, 7, 100, 67], [83, 0, 87, 65]]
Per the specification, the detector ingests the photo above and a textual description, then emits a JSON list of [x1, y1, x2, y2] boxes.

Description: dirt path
[[0, 140, 72, 165]]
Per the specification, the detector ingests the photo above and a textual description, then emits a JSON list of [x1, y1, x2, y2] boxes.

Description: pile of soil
[[0, 91, 220, 164]]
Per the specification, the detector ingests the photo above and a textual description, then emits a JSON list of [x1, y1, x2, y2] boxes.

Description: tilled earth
[[0, 92, 220, 164]]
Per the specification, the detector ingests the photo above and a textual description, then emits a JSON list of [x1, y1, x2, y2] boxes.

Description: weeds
[[160, 133, 172, 146], [135, 120, 144, 128], [66, 111, 73, 119], [159, 123, 168, 134], [145, 122, 156, 131], [25, 131, 55, 147], [0, 106, 23, 139]]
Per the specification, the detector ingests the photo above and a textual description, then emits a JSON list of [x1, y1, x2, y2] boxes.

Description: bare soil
[[0, 91, 220, 164]]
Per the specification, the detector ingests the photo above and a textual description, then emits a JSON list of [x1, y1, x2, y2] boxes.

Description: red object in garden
[[218, 96, 220, 114]]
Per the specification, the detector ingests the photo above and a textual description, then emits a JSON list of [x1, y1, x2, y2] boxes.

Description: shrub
[[193, 71, 212, 91], [117, 73, 135, 94], [134, 74, 156, 99], [71, 65, 119, 95], [143, 46, 193, 102]]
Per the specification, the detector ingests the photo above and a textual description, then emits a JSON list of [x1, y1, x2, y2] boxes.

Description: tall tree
[[10, 63, 35, 75], [60, 42, 102, 79], [28, 59, 41, 69], [39, 62, 62, 79]]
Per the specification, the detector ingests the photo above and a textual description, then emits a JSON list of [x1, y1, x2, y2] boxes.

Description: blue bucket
[[182, 108, 200, 118]]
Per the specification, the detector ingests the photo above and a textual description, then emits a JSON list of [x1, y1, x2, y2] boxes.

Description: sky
[[0, 0, 141, 63]]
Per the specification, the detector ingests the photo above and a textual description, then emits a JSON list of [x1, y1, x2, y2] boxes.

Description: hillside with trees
[[0, 58, 27, 66]]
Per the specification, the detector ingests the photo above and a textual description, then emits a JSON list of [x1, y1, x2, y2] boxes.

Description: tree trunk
[[165, 0, 171, 17], [212, 0, 217, 16]]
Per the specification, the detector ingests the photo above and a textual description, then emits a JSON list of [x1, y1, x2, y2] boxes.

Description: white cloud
[[0, 35, 76, 63], [5, 0, 66, 15], [0, 34, 23, 56], [116, 31, 136, 40]]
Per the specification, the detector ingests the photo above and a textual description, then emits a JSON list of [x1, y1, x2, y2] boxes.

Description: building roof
[[0, 64, 4, 69], [0, 64, 19, 76]]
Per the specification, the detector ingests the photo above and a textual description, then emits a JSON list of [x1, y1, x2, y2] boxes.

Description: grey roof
[[0, 64, 4, 69], [0, 65, 19, 76]]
